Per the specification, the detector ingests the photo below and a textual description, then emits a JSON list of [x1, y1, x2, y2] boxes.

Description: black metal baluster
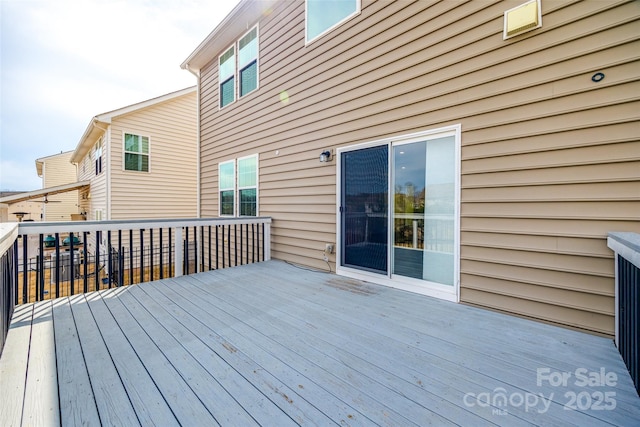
[[159, 228, 164, 279], [139, 229, 144, 283], [21, 235, 27, 304], [107, 230, 113, 288], [69, 232, 75, 295], [168, 229, 172, 277], [95, 231, 100, 292], [184, 227, 189, 275], [129, 229, 134, 285], [37, 234, 44, 301], [83, 232, 88, 293], [216, 225, 220, 270], [200, 226, 205, 272], [118, 230, 123, 286], [54, 233, 60, 298], [208, 226, 212, 271], [150, 229, 154, 282], [193, 226, 198, 274], [227, 225, 231, 268]]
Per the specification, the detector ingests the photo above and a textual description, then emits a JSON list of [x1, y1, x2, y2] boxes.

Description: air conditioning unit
[[50, 250, 80, 283]]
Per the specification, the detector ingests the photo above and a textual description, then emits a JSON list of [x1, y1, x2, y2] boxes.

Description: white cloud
[[0, 0, 239, 191]]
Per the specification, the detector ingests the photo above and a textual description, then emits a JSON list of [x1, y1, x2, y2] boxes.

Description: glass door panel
[[393, 136, 455, 286], [340, 146, 388, 274]]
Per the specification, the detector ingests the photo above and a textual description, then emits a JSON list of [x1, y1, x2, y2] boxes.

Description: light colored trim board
[[0, 181, 91, 205]]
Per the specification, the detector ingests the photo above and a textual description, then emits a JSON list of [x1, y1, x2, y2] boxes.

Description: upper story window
[[306, 0, 360, 43], [219, 47, 236, 108], [124, 133, 150, 172], [219, 26, 259, 109]]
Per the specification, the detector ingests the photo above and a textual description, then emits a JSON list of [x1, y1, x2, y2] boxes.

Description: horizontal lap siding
[[42, 152, 79, 221], [110, 93, 198, 220], [199, 0, 640, 335]]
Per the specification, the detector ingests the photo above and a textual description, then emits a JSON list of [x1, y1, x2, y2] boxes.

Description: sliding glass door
[[338, 127, 459, 298], [340, 146, 388, 274]]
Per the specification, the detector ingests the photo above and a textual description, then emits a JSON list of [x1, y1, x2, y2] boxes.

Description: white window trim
[[218, 44, 236, 110], [238, 26, 260, 99], [122, 132, 151, 173], [237, 153, 259, 217], [218, 155, 259, 217], [219, 159, 236, 216], [335, 124, 461, 303], [218, 25, 260, 110], [305, 0, 361, 45]]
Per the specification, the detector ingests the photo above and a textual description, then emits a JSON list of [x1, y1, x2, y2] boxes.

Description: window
[[219, 154, 259, 216], [94, 139, 103, 175], [124, 133, 150, 172], [238, 155, 258, 216], [238, 27, 258, 97], [219, 26, 259, 108], [219, 160, 235, 216], [219, 46, 235, 108], [306, 0, 360, 43]]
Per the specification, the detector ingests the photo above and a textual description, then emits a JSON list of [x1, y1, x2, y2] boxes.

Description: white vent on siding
[[503, 0, 542, 39]]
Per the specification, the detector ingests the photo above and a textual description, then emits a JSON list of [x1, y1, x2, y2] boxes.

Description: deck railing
[[608, 232, 640, 396], [0, 223, 19, 357], [0, 217, 271, 356]]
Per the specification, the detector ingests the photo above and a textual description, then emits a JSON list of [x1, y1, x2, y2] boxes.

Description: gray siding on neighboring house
[[197, 0, 640, 335]]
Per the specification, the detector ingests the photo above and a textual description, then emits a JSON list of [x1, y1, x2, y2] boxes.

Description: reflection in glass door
[[392, 136, 455, 286]]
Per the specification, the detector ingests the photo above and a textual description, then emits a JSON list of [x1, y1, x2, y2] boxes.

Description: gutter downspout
[[185, 64, 201, 218]]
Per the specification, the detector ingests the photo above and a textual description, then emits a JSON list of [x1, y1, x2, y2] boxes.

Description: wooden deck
[[1, 260, 638, 426]]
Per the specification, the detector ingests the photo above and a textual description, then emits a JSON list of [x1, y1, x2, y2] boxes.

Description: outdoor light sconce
[[319, 149, 333, 163]]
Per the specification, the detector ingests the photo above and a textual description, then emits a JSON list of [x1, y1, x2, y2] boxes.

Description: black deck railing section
[[1, 218, 271, 308], [0, 225, 18, 357], [608, 232, 640, 396]]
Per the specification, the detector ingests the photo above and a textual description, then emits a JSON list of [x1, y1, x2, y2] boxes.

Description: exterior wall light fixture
[[319, 150, 333, 163]]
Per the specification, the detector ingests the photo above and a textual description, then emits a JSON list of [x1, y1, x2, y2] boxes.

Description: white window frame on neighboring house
[[218, 154, 259, 217], [305, 0, 360, 44], [94, 139, 103, 175], [123, 132, 150, 172]]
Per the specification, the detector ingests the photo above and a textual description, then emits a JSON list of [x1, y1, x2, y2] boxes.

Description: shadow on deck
[[1, 260, 639, 426]]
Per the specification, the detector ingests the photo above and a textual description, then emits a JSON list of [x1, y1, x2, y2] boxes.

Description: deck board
[[21, 301, 59, 427], [51, 297, 100, 426], [70, 293, 142, 426], [1, 260, 639, 426], [0, 304, 34, 427]]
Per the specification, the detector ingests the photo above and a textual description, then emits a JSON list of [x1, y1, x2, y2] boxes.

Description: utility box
[[50, 251, 80, 283]]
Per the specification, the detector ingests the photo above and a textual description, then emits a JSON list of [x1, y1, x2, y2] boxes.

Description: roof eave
[[181, 0, 277, 72]]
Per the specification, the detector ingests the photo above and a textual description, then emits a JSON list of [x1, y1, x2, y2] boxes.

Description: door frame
[[336, 124, 461, 302]]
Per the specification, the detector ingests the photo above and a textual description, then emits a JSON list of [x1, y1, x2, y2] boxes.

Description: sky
[[0, 0, 240, 191]]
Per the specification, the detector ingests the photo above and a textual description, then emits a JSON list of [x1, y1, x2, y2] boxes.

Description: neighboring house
[[0, 192, 41, 223], [35, 151, 79, 221], [70, 87, 198, 222], [181, 0, 640, 336]]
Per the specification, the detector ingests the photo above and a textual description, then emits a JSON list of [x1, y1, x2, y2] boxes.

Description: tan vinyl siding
[[198, 0, 640, 335], [109, 92, 198, 220], [39, 151, 79, 221]]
